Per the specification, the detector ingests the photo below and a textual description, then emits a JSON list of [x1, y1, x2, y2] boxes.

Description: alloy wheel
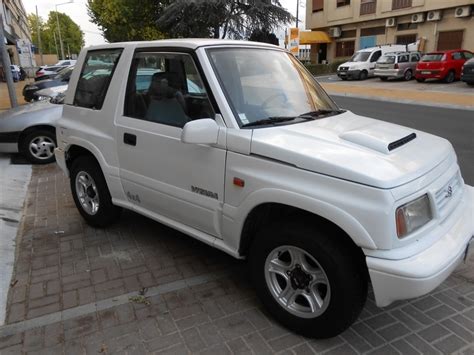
[[75, 171, 100, 215]]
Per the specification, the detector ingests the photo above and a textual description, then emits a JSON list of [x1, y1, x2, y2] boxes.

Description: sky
[[23, 0, 305, 48]]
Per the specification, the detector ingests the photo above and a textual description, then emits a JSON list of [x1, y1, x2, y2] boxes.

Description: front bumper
[[54, 147, 69, 177], [461, 70, 474, 83], [367, 185, 474, 307], [337, 69, 361, 80]]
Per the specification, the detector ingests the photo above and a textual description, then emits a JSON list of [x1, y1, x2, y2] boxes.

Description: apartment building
[[0, 0, 34, 68], [305, 0, 474, 63]]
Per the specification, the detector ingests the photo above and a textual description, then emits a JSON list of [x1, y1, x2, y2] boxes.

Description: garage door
[[437, 30, 464, 51]]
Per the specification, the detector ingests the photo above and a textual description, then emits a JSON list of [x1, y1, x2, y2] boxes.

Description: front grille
[[434, 171, 462, 219]]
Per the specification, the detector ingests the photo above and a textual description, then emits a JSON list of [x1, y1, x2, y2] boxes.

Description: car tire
[[249, 218, 368, 338], [380, 77, 388, 81], [416, 78, 425, 83], [70, 156, 122, 227], [20, 129, 57, 164], [359, 71, 368, 80], [404, 70, 413, 81], [444, 71, 455, 83]]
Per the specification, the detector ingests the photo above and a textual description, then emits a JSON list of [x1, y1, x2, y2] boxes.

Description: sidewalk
[[0, 164, 473, 354], [319, 77, 474, 110]]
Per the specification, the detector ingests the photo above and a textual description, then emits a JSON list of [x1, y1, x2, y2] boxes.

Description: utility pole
[[296, 0, 299, 28], [53, 31, 59, 58], [36, 5, 44, 65], [0, 14, 18, 108]]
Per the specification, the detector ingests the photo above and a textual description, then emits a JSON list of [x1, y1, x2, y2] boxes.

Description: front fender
[[222, 188, 378, 254]]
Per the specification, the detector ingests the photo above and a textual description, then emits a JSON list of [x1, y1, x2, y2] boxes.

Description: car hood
[[36, 85, 68, 98], [0, 100, 61, 122], [250, 111, 454, 189], [339, 61, 366, 68]]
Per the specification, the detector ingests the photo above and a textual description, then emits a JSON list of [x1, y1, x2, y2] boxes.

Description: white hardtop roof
[[84, 38, 282, 52]]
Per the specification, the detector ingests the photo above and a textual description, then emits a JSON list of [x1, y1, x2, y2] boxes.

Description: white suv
[[55, 40, 474, 338]]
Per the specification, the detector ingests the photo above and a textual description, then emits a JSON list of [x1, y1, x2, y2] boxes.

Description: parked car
[[54, 59, 77, 66], [35, 65, 67, 81], [10, 65, 20, 82], [374, 51, 421, 81], [0, 93, 63, 163], [33, 84, 68, 101], [55, 40, 474, 339], [415, 49, 473, 83], [461, 57, 474, 86], [337, 44, 408, 80], [23, 66, 73, 102]]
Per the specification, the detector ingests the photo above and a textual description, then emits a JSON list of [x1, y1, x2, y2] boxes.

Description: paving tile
[[433, 334, 467, 354]]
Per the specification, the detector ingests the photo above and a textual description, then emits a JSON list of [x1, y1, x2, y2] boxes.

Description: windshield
[[54, 66, 73, 80], [422, 53, 445, 62], [207, 48, 338, 127], [377, 55, 396, 64], [350, 51, 371, 62]]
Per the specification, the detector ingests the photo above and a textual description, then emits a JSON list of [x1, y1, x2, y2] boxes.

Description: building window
[[337, 0, 351, 7], [397, 23, 417, 31], [396, 34, 417, 45], [312, 0, 324, 12], [392, 0, 412, 10], [336, 41, 355, 57], [360, 26, 385, 36], [437, 30, 464, 51], [340, 29, 357, 38], [360, 0, 376, 15]]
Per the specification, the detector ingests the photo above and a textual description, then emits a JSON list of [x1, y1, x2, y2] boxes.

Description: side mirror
[[181, 119, 219, 145]]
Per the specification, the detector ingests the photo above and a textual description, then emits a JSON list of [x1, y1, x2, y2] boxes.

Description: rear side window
[[398, 54, 409, 63], [73, 49, 122, 110]]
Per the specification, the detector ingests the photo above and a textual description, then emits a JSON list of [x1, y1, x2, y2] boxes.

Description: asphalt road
[[331, 95, 474, 185]]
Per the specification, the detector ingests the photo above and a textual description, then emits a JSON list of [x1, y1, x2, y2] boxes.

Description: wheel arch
[[235, 191, 377, 257], [18, 124, 56, 148]]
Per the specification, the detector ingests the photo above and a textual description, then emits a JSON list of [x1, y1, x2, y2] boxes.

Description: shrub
[[304, 58, 350, 76]]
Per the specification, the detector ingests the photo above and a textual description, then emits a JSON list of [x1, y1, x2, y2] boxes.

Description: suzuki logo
[[445, 186, 453, 198]]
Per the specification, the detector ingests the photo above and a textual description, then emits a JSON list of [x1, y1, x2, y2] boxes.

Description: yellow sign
[[289, 28, 300, 55]]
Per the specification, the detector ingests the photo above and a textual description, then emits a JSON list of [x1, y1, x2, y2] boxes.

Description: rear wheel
[[70, 156, 122, 227], [444, 70, 455, 83], [249, 218, 368, 338], [20, 129, 57, 164], [404, 70, 413, 81]]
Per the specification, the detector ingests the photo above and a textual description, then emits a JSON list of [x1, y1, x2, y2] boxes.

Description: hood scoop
[[339, 123, 416, 154]]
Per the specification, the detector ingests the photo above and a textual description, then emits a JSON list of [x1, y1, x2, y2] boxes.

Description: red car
[[415, 49, 473, 83]]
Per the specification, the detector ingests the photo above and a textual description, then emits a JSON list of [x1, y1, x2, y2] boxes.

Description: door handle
[[123, 133, 137, 146]]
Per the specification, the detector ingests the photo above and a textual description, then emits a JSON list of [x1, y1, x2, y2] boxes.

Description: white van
[[337, 44, 408, 80]]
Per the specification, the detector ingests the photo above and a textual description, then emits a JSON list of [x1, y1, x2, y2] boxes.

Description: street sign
[[289, 28, 300, 56]]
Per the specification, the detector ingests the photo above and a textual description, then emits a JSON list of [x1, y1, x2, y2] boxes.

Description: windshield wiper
[[241, 109, 344, 128], [241, 116, 299, 128]]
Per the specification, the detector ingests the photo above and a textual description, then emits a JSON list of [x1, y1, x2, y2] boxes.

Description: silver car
[[374, 51, 421, 81], [0, 94, 64, 164]]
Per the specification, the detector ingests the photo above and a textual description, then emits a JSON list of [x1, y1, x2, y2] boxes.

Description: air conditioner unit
[[386, 18, 396, 27], [411, 13, 425, 23], [427, 10, 442, 21], [329, 27, 341, 37], [454, 6, 471, 18]]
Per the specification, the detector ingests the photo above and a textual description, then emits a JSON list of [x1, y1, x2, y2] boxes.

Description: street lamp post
[[55, 0, 73, 60]]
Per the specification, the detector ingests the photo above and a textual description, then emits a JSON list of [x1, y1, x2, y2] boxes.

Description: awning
[[299, 31, 331, 45]]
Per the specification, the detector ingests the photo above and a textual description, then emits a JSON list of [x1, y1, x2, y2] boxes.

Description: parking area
[[316, 75, 474, 110], [0, 163, 473, 354]]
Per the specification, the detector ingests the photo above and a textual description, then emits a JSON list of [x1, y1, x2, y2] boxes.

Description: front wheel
[[20, 129, 57, 164], [359, 70, 368, 80], [70, 156, 122, 227], [249, 219, 368, 338]]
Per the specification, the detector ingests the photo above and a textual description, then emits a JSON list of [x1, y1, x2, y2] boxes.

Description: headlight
[[396, 194, 432, 238]]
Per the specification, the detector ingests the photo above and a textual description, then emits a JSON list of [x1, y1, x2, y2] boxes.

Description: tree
[[249, 29, 279, 45], [87, 0, 169, 42], [157, 0, 293, 40], [28, 12, 84, 56]]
